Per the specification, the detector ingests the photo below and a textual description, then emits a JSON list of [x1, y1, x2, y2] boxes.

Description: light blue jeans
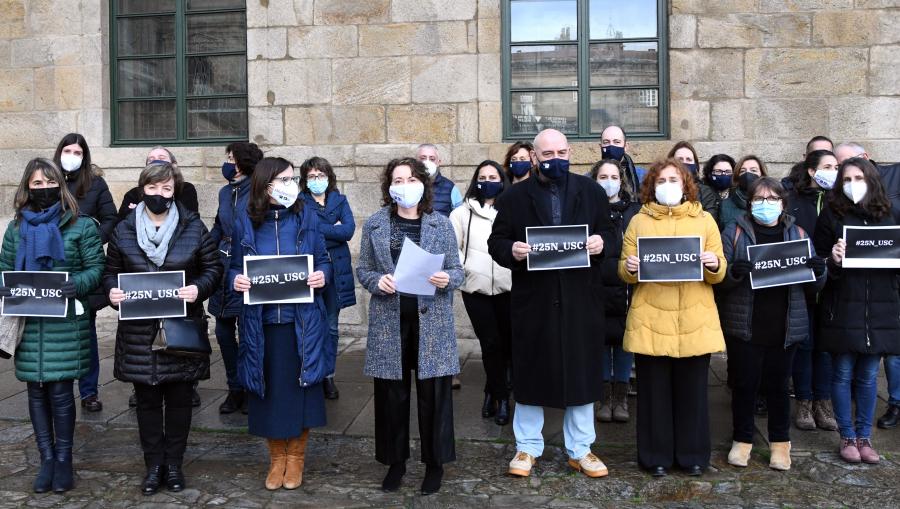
[[832, 353, 880, 439], [513, 402, 595, 459]]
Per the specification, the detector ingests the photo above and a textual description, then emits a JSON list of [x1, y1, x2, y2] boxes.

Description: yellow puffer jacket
[[618, 201, 726, 357]]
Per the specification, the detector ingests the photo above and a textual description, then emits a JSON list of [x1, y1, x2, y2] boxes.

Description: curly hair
[[380, 158, 434, 215], [639, 158, 699, 205]]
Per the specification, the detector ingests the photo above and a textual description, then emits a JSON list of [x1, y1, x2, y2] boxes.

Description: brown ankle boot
[[283, 429, 309, 489], [265, 439, 288, 490]]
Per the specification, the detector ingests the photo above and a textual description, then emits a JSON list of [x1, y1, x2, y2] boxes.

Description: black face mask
[[143, 194, 174, 214], [737, 172, 759, 192], [29, 187, 61, 210]]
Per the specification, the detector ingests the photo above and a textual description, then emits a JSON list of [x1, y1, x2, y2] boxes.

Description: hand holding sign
[[512, 241, 531, 262], [178, 285, 199, 303], [832, 238, 846, 265], [234, 274, 251, 292], [625, 255, 639, 274], [378, 274, 397, 294], [109, 288, 125, 305], [586, 235, 604, 256], [307, 271, 326, 289], [700, 251, 720, 271]]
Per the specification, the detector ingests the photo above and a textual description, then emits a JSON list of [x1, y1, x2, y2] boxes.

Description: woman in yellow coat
[[618, 157, 726, 477]]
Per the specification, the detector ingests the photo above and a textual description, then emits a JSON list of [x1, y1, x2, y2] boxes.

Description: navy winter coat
[[301, 191, 357, 309], [228, 205, 333, 397], [208, 177, 252, 317]]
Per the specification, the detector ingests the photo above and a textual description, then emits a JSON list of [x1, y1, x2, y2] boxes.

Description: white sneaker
[[567, 452, 609, 478], [508, 451, 537, 477]]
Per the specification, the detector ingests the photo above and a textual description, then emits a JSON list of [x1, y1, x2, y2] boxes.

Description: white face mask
[[599, 179, 621, 199], [60, 153, 82, 172], [422, 160, 438, 178], [843, 181, 867, 204], [814, 169, 838, 190], [655, 181, 683, 206], [389, 182, 425, 209], [269, 180, 299, 207]]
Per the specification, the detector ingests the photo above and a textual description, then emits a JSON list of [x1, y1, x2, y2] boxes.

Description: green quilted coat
[[0, 213, 106, 382]]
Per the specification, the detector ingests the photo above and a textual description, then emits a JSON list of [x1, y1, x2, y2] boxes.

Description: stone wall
[[1, 0, 899, 336]]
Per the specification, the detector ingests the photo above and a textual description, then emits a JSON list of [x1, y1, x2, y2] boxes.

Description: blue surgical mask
[[710, 174, 732, 191], [752, 201, 782, 225], [539, 158, 569, 179], [307, 179, 328, 196], [476, 181, 503, 199], [221, 162, 237, 181], [602, 145, 625, 161], [509, 161, 532, 177]]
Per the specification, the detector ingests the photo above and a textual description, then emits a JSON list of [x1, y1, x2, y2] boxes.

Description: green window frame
[[110, 0, 248, 146], [501, 0, 669, 141]]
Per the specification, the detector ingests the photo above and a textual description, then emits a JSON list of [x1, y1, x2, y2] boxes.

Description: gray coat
[[357, 207, 464, 380]]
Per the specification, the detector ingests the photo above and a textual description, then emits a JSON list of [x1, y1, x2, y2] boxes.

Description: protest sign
[[526, 224, 591, 271], [842, 226, 900, 268], [244, 255, 313, 305], [637, 236, 703, 282], [1, 271, 69, 318], [747, 239, 816, 289], [118, 271, 186, 320]]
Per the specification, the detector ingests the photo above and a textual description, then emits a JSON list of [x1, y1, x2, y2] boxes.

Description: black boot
[[218, 390, 245, 414], [165, 464, 185, 492], [323, 376, 340, 400], [495, 398, 510, 426], [421, 464, 443, 495], [48, 381, 75, 493], [878, 405, 900, 429], [381, 462, 406, 492], [481, 392, 496, 418], [142, 465, 165, 496], [26, 383, 55, 493]]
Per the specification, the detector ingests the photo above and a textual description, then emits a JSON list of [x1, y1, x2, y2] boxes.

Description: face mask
[[737, 172, 759, 192], [685, 163, 699, 175], [843, 181, 867, 204], [509, 161, 532, 178], [143, 193, 173, 214], [475, 181, 503, 200], [59, 154, 82, 173], [422, 160, 438, 178], [29, 187, 61, 210], [599, 179, 621, 199], [752, 201, 782, 225], [221, 162, 237, 181], [269, 180, 299, 207], [389, 182, 425, 209], [655, 181, 683, 206], [307, 178, 329, 196], [538, 158, 569, 179], [709, 174, 732, 191], [601, 145, 625, 162], [814, 169, 838, 190]]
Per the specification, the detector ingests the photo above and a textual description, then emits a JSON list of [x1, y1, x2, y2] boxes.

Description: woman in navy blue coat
[[229, 157, 332, 491], [300, 157, 356, 400]]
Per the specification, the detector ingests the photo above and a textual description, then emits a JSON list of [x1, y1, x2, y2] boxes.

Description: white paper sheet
[[393, 237, 445, 297]]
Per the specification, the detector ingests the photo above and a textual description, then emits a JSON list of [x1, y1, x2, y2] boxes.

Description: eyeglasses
[[751, 197, 782, 205], [711, 170, 732, 176], [273, 176, 301, 186], [306, 175, 328, 182]]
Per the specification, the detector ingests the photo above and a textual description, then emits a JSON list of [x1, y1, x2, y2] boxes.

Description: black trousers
[[134, 381, 194, 468], [27, 381, 75, 461], [635, 354, 711, 470], [730, 339, 796, 443], [461, 291, 512, 400], [374, 300, 455, 466]]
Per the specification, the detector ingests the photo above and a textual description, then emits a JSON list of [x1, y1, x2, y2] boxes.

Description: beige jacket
[[450, 199, 512, 295]]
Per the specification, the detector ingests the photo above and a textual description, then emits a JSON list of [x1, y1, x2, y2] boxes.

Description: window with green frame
[[110, 0, 248, 145], [501, 0, 668, 140]]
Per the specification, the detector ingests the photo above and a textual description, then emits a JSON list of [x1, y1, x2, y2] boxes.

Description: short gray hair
[[836, 141, 867, 156], [146, 145, 178, 165], [416, 143, 439, 155]]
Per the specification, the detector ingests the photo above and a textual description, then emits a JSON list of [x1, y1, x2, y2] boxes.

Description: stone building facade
[[0, 0, 898, 334]]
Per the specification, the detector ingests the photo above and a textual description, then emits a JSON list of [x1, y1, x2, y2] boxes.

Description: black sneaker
[[877, 405, 900, 429], [218, 390, 245, 414]]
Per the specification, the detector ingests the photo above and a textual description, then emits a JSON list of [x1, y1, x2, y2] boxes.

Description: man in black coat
[[488, 128, 613, 479]]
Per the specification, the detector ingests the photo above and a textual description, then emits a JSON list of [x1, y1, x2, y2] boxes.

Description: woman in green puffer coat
[[0, 158, 105, 494]]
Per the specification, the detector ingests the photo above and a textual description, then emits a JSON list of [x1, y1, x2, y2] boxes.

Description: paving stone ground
[[2, 333, 900, 508]]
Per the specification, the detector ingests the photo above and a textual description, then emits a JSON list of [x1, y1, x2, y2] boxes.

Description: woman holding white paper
[[813, 157, 900, 465], [356, 157, 464, 496]]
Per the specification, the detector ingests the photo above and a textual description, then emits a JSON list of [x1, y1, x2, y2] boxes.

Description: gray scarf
[[135, 201, 179, 267]]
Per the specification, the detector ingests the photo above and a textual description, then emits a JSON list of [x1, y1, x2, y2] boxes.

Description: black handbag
[[151, 317, 211, 357]]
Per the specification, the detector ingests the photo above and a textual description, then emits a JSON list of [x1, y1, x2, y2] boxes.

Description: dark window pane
[[117, 100, 176, 140], [188, 98, 248, 139], [188, 55, 246, 95], [510, 45, 578, 89], [117, 16, 175, 56], [590, 89, 659, 133], [590, 42, 658, 86], [116, 0, 175, 14], [510, 91, 578, 136], [589, 0, 657, 39], [187, 12, 246, 53], [511, 0, 576, 42], [117, 59, 176, 98], [187, 0, 245, 9]]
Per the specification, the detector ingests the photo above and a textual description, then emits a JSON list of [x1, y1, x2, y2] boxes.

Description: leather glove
[[806, 256, 827, 277], [730, 259, 753, 279], [60, 280, 77, 299], [0, 287, 12, 298]]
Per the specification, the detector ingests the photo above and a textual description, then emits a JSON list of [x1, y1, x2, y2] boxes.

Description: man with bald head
[[489, 129, 613, 479], [599, 125, 646, 192]]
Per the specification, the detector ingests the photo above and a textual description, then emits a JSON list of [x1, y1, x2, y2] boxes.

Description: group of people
[[3, 126, 900, 498]]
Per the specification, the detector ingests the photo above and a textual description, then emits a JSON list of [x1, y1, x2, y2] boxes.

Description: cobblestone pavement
[[2, 334, 900, 508]]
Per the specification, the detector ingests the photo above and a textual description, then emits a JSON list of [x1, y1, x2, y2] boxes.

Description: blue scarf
[[16, 203, 66, 271]]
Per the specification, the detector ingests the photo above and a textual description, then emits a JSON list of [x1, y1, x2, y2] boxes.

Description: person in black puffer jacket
[[814, 157, 900, 466], [668, 141, 719, 221], [591, 159, 639, 424], [103, 162, 222, 496]]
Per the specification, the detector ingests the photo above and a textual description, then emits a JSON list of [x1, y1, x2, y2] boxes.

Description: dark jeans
[[730, 339, 797, 443], [791, 309, 832, 401], [133, 381, 194, 468], [323, 285, 340, 378], [461, 291, 511, 400], [27, 381, 76, 461], [77, 312, 100, 399], [374, 301, 455, 466], [214, 316, 241, 391], [635, 354, 711, 470]]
